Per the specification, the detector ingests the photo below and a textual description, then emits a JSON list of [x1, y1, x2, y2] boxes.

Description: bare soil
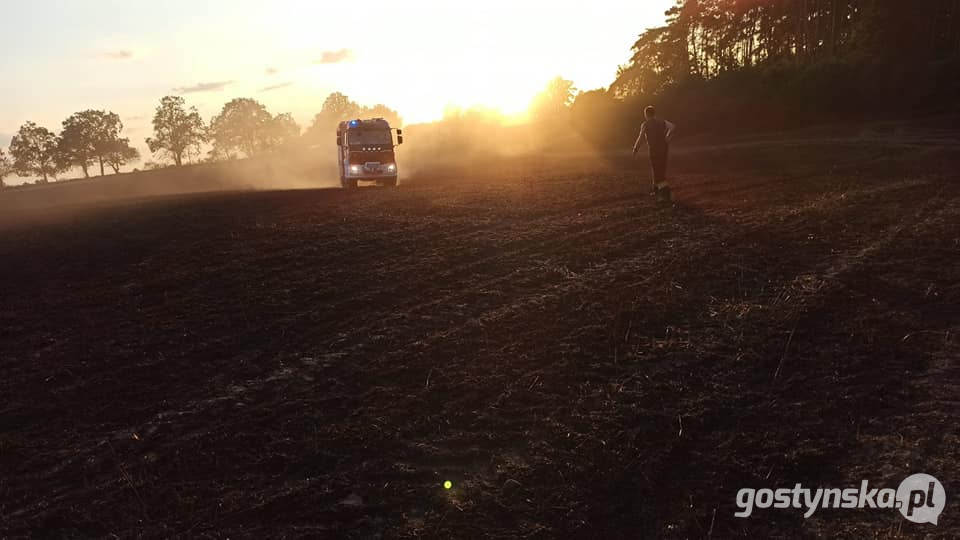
[[1, 133, 959, 538]]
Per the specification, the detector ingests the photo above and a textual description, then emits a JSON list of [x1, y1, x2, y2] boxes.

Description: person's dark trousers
[[649, 145, 669, 196]]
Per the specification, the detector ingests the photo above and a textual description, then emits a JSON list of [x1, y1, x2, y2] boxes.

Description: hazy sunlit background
[[0, 0, 671, 154]]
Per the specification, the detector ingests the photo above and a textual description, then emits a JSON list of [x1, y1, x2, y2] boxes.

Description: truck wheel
[[343, 179, 357, 189], [381, 178, 397, 188]]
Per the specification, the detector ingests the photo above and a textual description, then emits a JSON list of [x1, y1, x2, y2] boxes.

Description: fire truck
[[336, 118, 403, 188]]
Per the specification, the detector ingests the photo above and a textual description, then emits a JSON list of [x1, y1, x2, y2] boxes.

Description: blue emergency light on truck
[[336, 118, 403, 188]]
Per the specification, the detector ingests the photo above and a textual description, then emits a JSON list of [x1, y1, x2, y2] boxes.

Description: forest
[[573, 0, 960, 144]]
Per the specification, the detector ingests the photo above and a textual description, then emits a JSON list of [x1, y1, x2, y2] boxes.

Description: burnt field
[[1, 133, 959, 538]]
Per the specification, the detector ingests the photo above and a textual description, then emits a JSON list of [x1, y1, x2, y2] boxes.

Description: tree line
[[0, 76, 578, 188], [612, 0, 960, 95], [1, 92, 403, 187], [570, 0, 960, 145], [1, 112, 140, 186]]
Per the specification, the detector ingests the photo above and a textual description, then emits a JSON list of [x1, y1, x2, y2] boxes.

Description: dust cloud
[[0, 146, 338, 223], [0, 112, 603, 226], [402, 109, 603, 184]]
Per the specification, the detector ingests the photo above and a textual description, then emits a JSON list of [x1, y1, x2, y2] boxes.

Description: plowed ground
[[2, 134, 959, 538]]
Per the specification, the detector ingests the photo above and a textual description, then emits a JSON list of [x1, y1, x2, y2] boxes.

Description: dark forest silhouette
[[572, 0, 960, 145]]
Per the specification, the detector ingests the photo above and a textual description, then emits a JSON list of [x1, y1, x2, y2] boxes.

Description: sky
[[0, 0, 672, 164]]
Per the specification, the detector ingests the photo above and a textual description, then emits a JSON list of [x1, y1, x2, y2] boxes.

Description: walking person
[[632, 106, 676, 203]]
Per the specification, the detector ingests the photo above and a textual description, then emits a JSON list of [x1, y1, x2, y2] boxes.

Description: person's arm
[[665, 120, 676, 143], [632, 123, 646, 154]]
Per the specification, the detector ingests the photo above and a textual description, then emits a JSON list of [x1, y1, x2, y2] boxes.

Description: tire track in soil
[[83, 194, 670, 462], [2, 158, 954, 538], [292, 177, 946, 537], [0, 182, 639, 420], [0, 178, 672, 536], [796, 192, 960, 538], [204, 175, 936, 536], [256, 193, 661, 358], [623, 180, 957, 538], [131, 183, 648, 367], [124, 195, 716, 536], [501, 181, 937, 538]]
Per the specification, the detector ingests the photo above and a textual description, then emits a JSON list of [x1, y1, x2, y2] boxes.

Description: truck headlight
[[386, 164, 396, 172], [350, 165, 360, 174]]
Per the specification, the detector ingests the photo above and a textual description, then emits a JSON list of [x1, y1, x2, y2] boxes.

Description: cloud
[[314, 48, 354, 64], [173, 80, 234, 94], [100, 50, 134, 60], [266, 67, 278, 75], [260, 82, 294, 92]]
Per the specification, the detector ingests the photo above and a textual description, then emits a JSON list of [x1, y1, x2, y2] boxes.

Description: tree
[[570, 89, 620, 144], [58, 113, 96, 178], [205, 145, 235, 163], [0, 148, 12, 189], [305, 92, 361, 141], [209, 98, 275, 157], [613, 0, 960, 95], [359, 104, 403, 127], [320, 92, 361, 122], [9, 122, 64, 183], [304, 94, 404, 142], [58, 110, 126, 177], [104, 138, 140, 173], [268, 113, 301, 148], [592, 0, 960, 139], [530, 76, 577, 120], [146, 96, 206, 166], [92, 111, 123, 176]]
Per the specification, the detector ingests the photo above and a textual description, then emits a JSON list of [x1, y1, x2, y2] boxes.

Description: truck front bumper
[[345, 174, 398, 182]]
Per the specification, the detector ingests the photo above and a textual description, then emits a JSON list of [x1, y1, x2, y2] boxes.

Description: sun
[[294, 59, 539, 125]]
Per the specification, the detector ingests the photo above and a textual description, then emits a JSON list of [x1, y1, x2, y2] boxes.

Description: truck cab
[[336, 118, 403, 188]]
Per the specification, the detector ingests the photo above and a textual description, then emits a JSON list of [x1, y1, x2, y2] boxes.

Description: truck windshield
[[348, 130, 392, 146]]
